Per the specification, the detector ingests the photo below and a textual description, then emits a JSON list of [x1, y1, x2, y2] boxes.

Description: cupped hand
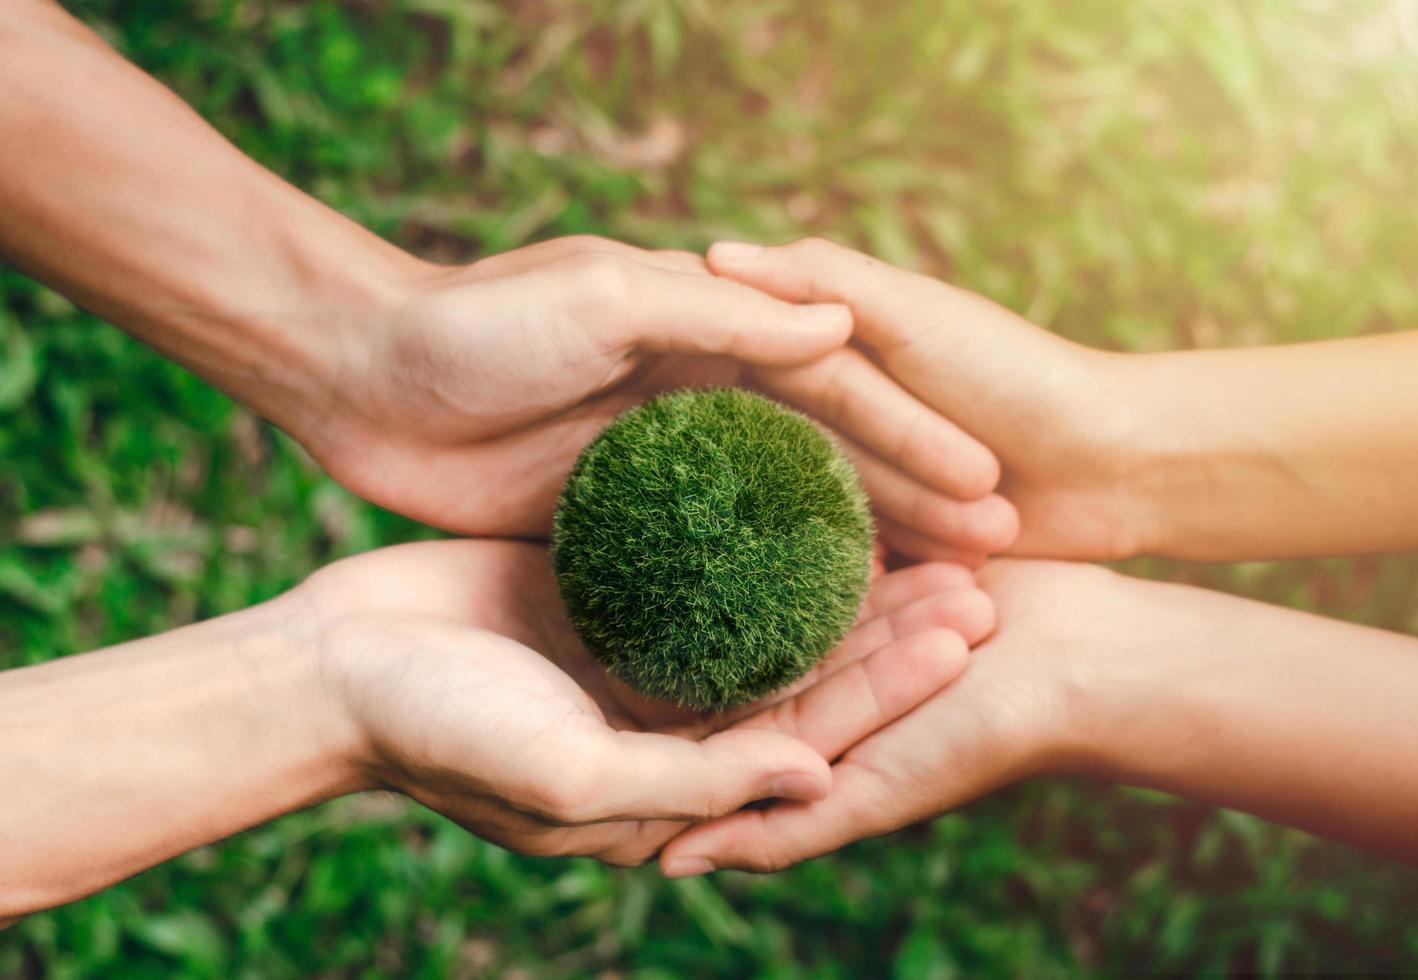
[[292, 236, 1006, 546], [657, 559, 1123, 876], [708, 238, 1159, 561], [286, 539, 995, 866]]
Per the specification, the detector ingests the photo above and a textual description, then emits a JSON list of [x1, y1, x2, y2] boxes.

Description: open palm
[[294, 539, 994, 865]]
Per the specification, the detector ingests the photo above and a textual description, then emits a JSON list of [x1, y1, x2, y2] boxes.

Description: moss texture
[[552, 388, 873, 711]]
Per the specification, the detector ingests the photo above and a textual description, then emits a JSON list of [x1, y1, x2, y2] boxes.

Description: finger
[[514, 818, 686, 867], [800, 589, 993, 696], [877, 514, 989, 568], [571, 727, 831, 823], [841, 436, 1019, 554], [697, 564, 987, 731], [595, 819, 688, 868], [835, 585, 996, 671], [660, 759, 897, 877], [472, 235, 707, 278], [735, 627, 968, 763], [751, 347, 998, 499], [843, 589, 997, 664], [860, 561, 977, 619], [641, 249, 710, 275], [618, 264, 853, 365], [708, 238, 930, 351]]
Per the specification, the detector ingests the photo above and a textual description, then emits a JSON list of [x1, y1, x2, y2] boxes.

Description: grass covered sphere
[[552, 388, 873, 711]]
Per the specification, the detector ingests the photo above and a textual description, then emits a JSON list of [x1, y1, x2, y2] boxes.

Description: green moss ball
[[552, 388, 874, 711]]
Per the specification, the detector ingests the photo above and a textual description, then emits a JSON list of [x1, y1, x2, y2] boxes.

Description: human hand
[[289, 236, 1008, 545], [289, 539, 994, 866], [661, 551, 1418, 873], [657, 559, 1129, 876], [707, 238, 1158, 561]]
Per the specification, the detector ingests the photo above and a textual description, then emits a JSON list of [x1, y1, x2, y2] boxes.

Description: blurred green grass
[[3, 0, 1418, 975]]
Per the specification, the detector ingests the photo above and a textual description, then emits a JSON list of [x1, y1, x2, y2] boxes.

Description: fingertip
[[710, 728, 831, 800], [708, 240, 765, 268], [659, 808, 758, 877], [662, 855, 715, 879], [909, 422, 1000, 502], [954, 442, 1003, 501], [920, 493, 1018, 556], [795, 302, 852, 333], [951, 589, 998, 646], [980, 494, 1022, 553], [770, 771, 830, 802]]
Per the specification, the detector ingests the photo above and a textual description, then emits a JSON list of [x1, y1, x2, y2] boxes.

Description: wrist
[[256, 593, 377, 800], [1050, 572, 1207, 780], [237, 219, 432, 442], [973, 562, 1150, 783], [1091, 351, 1198, 560]]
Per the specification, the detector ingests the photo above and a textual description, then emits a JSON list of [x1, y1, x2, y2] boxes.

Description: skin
[[652, 238, 1418, 876], [0, 541, 995, 921], [9, 0, 1411, 907], [708, 237, 1418, 562], [0, 0, 1015, 552], [661, 560, 1418, 877]]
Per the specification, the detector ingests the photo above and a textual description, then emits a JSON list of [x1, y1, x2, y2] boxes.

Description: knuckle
[[768, 696, 803, 740], [682, 768, 726, 822], [523, 773, 600, 825], [561, 233, 613, 252], [681, 791, 718, 824], [921, 597, 961, 631], [742, 838, 792, 874], [815, 356, 858, 422], [599, 847, 654, 869], [523, 833, 573, 858], [567, 252, 633, 306], [894, 408, 933, 469], [911, 492, 955, 539], [794, 235, 838, 257]]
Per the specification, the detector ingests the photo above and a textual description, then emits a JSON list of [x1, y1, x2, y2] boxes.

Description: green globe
[[552, 388, 874, 711]]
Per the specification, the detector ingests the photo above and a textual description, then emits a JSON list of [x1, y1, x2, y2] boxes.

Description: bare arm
[[0, 605, 357, 917], [0, 7, 1002, 545], [1117, 333, 1418, 560], [1069, 569, 1418, 857], [1, 539, 990, 918], [0, 0, 408, 425]]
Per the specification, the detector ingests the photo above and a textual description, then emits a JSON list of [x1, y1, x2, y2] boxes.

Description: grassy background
[[3, 0, 1418, 975]]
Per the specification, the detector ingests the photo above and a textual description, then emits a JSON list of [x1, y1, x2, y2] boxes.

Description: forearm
[[1073, 576, 1418, 862], [0, 602, 361, 917], [1124, 332, 1418, 559], [0, 0, 422, 429]]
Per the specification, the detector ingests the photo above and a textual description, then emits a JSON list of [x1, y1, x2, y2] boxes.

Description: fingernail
[[770, 772, 827, 800], [663, 856, 715, 879], [794, 303, 851, 328], [711, 241, 764, 263]]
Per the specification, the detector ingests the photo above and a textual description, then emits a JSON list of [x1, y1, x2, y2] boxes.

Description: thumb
[[574, 727, 831, 824], [624, 263, 852, 365], [707, 238, 929, 351], [659, 760, 894, 877]]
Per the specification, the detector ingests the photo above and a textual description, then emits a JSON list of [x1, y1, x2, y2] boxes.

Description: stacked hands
[[4, 1, 1418, 922], [278, 235, 1083, 876], [222, 234, 1078, 875]]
